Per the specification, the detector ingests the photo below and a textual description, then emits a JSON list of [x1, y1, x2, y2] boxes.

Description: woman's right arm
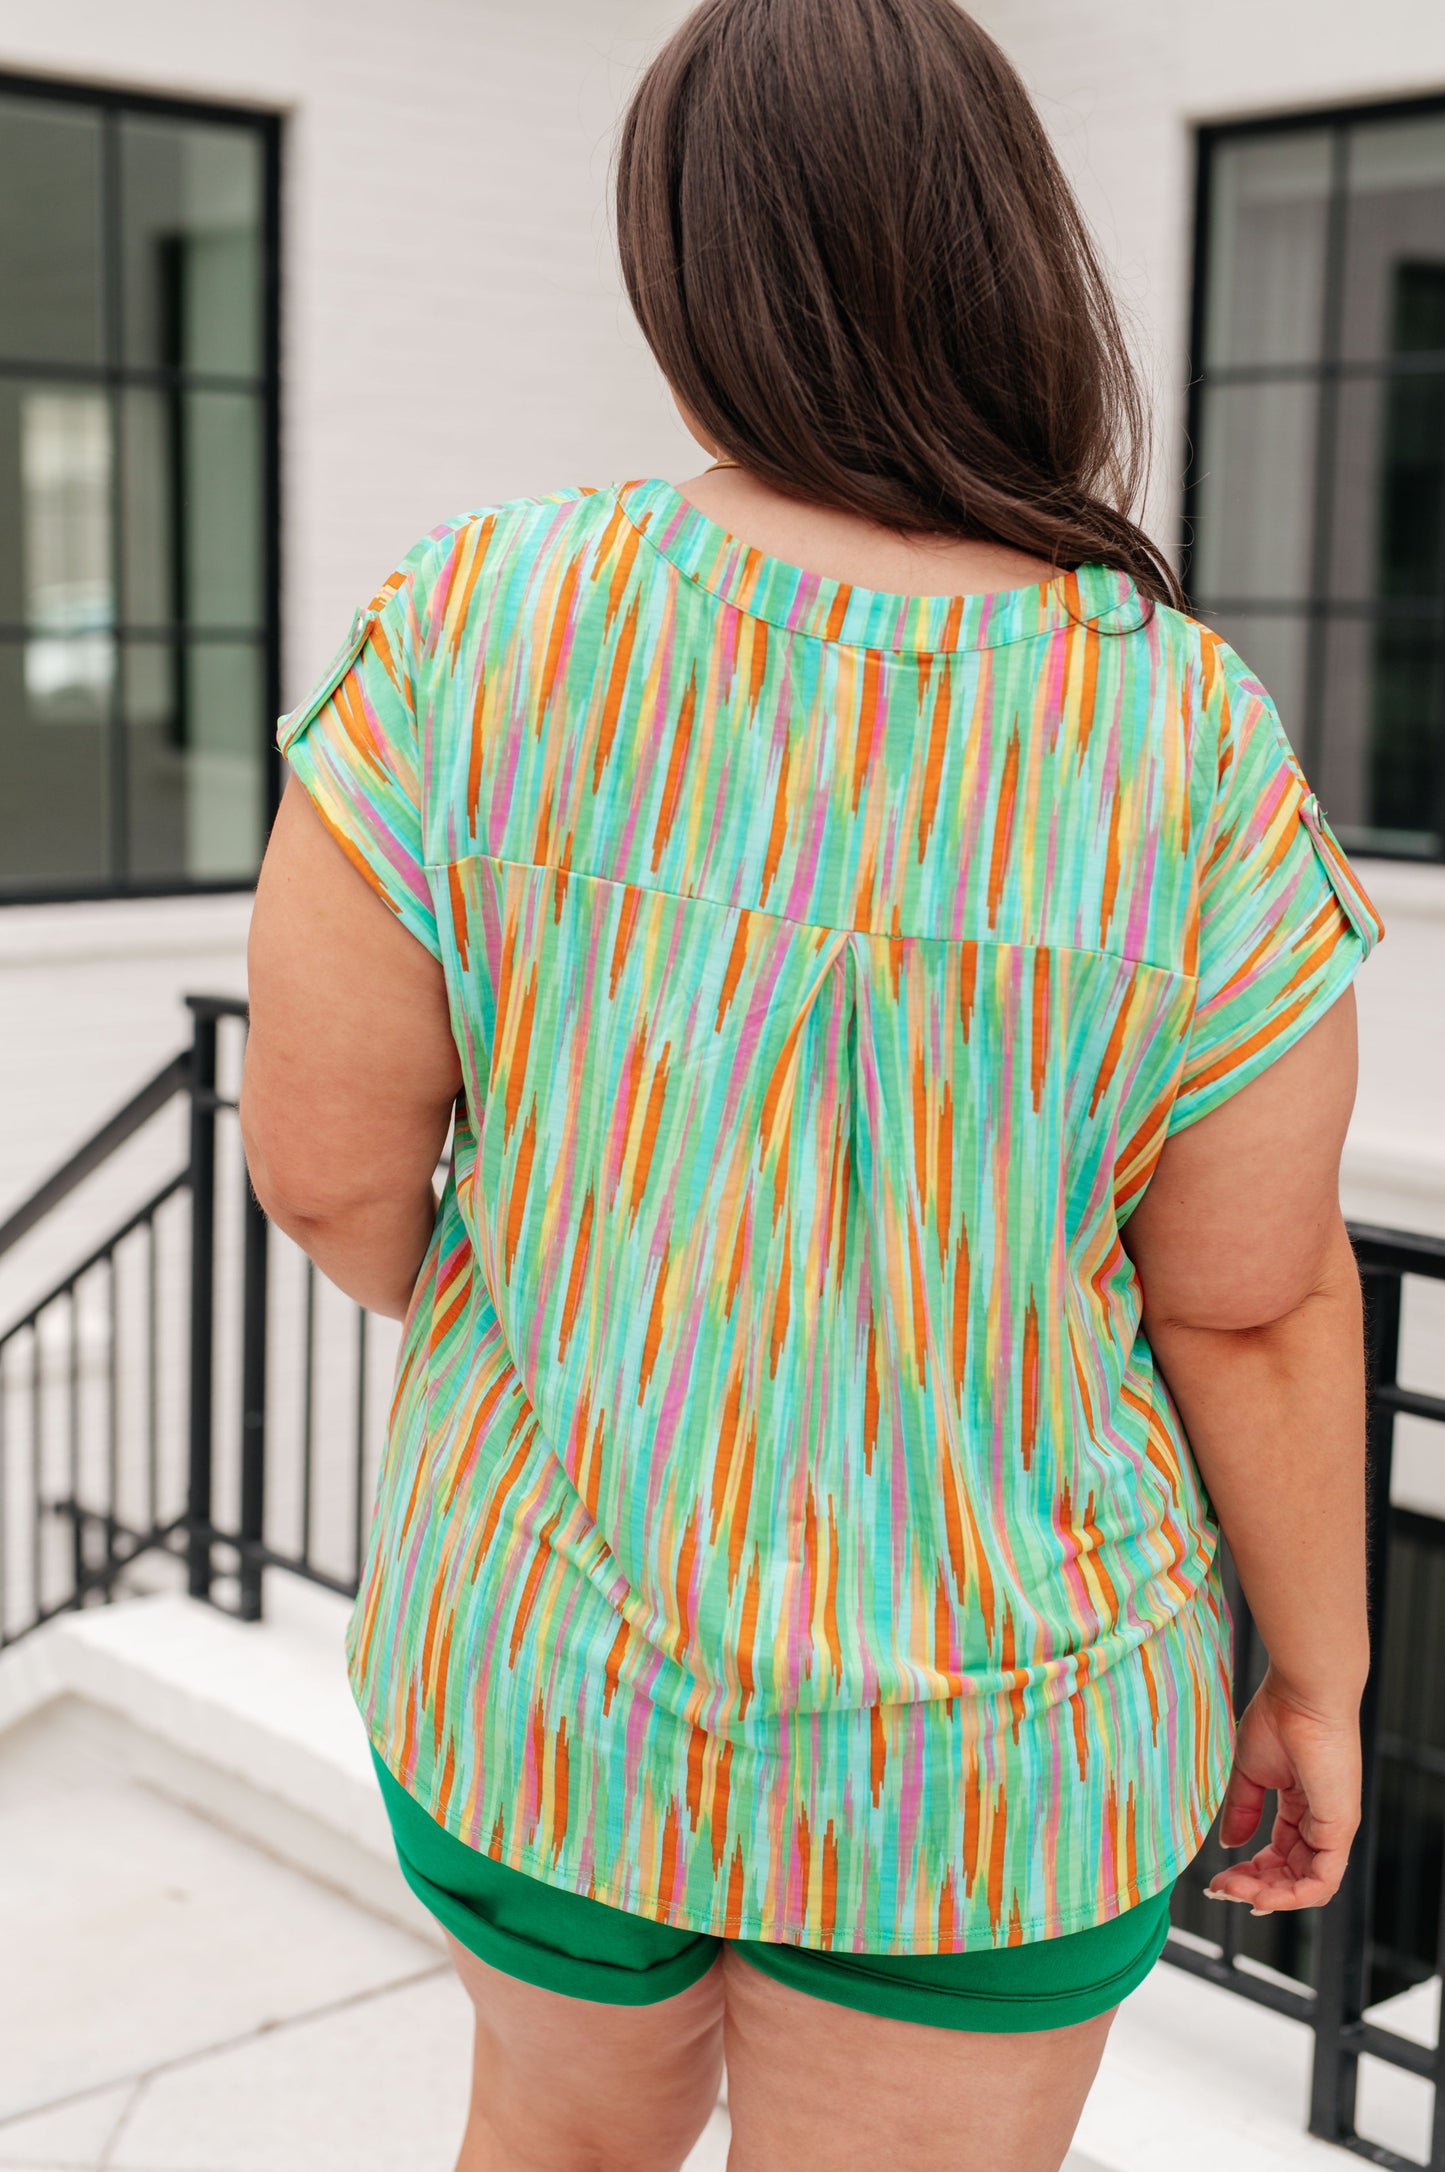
[[1122, 987, 1368, 1915]]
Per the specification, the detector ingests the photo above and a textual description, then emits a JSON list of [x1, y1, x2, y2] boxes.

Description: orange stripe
[[985, 728, 1020, 927], [911, 1049, 929, 1216], [503, 966, 537, 1143], [724, 1198, 750, 1321], [651, 669, 697, 870], [605, 522, 641, 632], [592, 596, 641, 789], [587, 499, 627, 584], [760, 741, 791, 905], [870, 1702, 887, 1805], [917, 656, 952, 860], [963, 1752, 981, 1894], [446, 517, 496, 668], [1075, 624, 1100, 763], [820, 1820, 839, 1947], [536, 554, 581, 728], [602, 1619, 629, 1714], [1099, 779, 1123, 944], [1030, 949, 1050, 1112], [907, 1212, 928, 1388], [747, 619, 769, 713], [470, 1421, 535, 1578], [704, 1372, 738, 1546], [768, 1216, 792, 1378], [715, 916, 751, 1028], [637, 1244, 670, 1401], [503, 1105, 537, 1280], [709, 1741, 733, 1873], [850, 649, 883, 813], [629, 1044, 672, 1223], [584, 1408, 606, 1525], [823, 1499, 843, 1684], [1020, 1294, 1040, 1471], [674, 1508, 698, 1654], [550, 1717, 570, 1858], [686, 1720, 708, 1831], [608, 888, 642, 1000], [935, 1081, 954, 1268], [1088, 983, 1134, 1117], [657, 1799, 681, 1908], [556, 1187, 595, 1363], [724, 1839, 747, 1937], [507, 1506, 562, 1666], [735, 1545, 760, 1712], [940, 1451, 967, 1603], [959, 941, 978, 1040], [987, 1783, 1008, 1938], [863, 1317, 880, 1474], [466, 667, 487, 837], [951, 1219, 971, 1394]]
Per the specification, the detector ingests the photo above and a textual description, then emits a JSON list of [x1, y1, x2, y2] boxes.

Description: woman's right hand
[[1204, 1666, 1363, 1914]]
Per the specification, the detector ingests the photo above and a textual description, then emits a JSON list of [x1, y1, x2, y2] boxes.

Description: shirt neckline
[[614, 476, 1142, 656]]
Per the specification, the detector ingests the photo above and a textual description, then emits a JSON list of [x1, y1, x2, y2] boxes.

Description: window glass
[[0, 637, 110, 887], [1340, 114, 1445, 362], [1330, 371, 1445, 603], [0, 86, 273, 900], [125, 639, 264, 881], [1192, 381, 1319, 604], [1194, 105, 1445, 859], [0, 379, 114, 686], [119, 387, 173, 630], [1317, 617, 1443, 855], [120, 387, 263, 631], [182, 392, 264, 627], [1203, 131, 1333, 368], [119, 117, 263, 377], [0, 96, 103, 366]]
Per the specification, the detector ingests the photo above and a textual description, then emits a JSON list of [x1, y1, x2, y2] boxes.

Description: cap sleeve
[[277, 532, 442, 959], [1167, 661, 1385, 1137]]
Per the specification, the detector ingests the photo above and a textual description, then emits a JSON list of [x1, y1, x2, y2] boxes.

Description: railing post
[[1309, 1262, 1401, 2148], [238, 1166, 268, 1622], [185, 1005, 218, 1602]]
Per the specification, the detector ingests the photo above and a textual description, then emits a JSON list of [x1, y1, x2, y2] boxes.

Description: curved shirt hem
[[351, 1640, 1233, 1954]]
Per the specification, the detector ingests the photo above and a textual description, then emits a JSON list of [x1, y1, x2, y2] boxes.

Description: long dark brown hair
[[615, 0, 1182, 611]]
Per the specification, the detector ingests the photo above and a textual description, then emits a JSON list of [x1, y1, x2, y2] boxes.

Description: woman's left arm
[[241, 774, 462, 1320]]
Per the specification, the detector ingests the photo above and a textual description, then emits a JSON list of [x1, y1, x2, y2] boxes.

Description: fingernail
[[1250, 1907, 1270, 1918]]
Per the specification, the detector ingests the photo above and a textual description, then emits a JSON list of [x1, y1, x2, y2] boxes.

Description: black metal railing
[[1, 994, 1444, 2164], [0, 994, 394, 1647], [1163, 1223, 1445, 2168]]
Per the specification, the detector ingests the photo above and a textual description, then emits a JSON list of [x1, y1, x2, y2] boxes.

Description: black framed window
[[1186, 98, 1445, 861], [0, 75, 279, 902]]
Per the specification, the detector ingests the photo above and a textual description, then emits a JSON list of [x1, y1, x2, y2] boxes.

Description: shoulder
[[1144, 601, 1279, 729], [379, 487, 634, 652], [404, 485, 626, 589], [1136, 600, 1298, 807]]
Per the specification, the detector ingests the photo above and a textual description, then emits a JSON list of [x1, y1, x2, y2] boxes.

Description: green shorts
[[372, 1749, 1175, 2033]]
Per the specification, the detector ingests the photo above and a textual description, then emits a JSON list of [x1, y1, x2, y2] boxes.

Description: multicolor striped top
[[279, 478, 1384, 1952]]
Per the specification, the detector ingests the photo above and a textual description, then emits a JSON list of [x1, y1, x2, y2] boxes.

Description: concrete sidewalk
[[0, 1694, 730, 2171]]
